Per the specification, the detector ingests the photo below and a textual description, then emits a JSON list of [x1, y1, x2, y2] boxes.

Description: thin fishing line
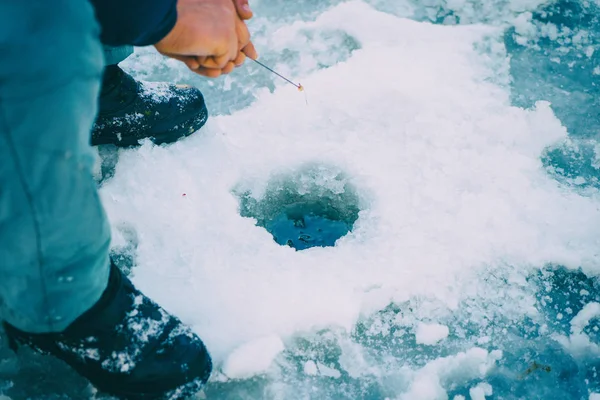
[[251, 58, 304, 91]]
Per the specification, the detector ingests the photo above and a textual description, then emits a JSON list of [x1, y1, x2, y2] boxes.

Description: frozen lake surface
[[2, 0, 600, 398]]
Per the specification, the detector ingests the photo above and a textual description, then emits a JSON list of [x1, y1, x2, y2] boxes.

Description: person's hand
[[210, 0, 258, 71], [154, 0, 257, 78], [231, 0, 258, 65], [193, 0, 258, 77], [233, 0, 254, 20]]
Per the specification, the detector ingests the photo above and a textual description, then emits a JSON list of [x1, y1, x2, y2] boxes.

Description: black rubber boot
[[3, 262, 212, 400], [92, 65, 208, 147]]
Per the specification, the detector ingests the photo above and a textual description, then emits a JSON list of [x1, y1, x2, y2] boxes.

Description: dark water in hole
[[265, 201, 354, 250]]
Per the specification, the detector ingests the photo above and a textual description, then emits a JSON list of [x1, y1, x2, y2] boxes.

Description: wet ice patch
[[506, 0, 600, 138], [542, 138, 600, 190]]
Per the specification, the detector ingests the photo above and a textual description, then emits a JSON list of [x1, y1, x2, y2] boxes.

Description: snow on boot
[[2, 262, 212, 400], [92, 65, 208, 147]]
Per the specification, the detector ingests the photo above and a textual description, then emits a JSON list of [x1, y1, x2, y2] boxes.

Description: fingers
[[182, 56, 209, 71], [241, 41, 258, 60], [163, 3, 256, 78], [165, 30, 254, 76], [192, 7, 255, 73], [206, 53, 230, 69], [197, 19, 253, 72], [194, 67, 223, 78], [222, 61, 236, 74], [234, 51, 246, 67], [203, 29, 238, 69], [233, 0, 253, 20], [206, 9, 250, 69], [157, 52, 225, 78], [186, 49, 247, 76], [190, 61, 236, 78], [236, 18, 251, 51], [158, 53, 203, 70]]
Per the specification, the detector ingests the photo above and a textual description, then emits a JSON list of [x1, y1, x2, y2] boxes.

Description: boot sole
[[92, 109, 208, 148]]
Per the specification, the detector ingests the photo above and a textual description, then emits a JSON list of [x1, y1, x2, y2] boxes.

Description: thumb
[[233, 0, 253, 20]]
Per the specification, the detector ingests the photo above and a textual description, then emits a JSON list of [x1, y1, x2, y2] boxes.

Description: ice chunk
[[469, 382, 493, 400], [304, 360, 318, 376], [416, 323, 450, 345], [222, 335, 285, 379], [316, 362, 342, 379], [401, 348, 501, 400], [554, 302, 600, 359], [570, 302, 600, 334]]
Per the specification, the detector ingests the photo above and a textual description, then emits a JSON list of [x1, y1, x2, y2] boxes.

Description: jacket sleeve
[[89, 0, 178, 47]]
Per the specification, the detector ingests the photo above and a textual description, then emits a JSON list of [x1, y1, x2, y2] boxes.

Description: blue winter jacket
[[90, 0, 178, 46]]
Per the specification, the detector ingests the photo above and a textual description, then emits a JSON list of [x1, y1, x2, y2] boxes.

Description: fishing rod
[[250, 58, 304, 92]]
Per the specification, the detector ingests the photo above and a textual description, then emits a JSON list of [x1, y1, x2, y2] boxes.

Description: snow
[[553, 302, 600, 359], [571, 302, 600, 334], [476, 336, 491, 345], [303, 360, 318, 375], [315, 362, 342, 379], [221, 335, 285, 379], [106, 0, 600, 360], [400, 348, 501, 400], [469, 382, 493, 400], [415, 323, 450, 345], [96, 0, 600, 398]]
